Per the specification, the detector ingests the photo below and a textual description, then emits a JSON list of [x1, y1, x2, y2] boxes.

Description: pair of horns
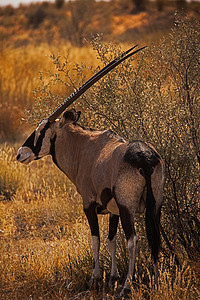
[[48, 45, 146, 123]]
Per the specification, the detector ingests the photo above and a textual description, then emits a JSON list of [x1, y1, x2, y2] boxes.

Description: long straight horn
[[48, 45, 146, 123]]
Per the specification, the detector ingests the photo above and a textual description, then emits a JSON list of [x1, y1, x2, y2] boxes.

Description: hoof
[[120, 287, 131, 298], [108, 275, 119, 289], [89, 276, 102, 290]]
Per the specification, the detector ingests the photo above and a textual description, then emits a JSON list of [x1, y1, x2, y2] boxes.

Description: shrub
[[27, 6, 46, 28], [64, 0, 96, 46], [55, 0, 65, 9], [2, 5, 15, 16], [25, 14, 200, 295], [82, 16, 200, 269]]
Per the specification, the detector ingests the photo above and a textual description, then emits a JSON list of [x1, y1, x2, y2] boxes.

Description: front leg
[[84, 202, 101, 284], [108, 214, 119, 288]]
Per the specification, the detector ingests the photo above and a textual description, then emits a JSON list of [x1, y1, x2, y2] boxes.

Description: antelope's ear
[[59, 109, 81, 127]]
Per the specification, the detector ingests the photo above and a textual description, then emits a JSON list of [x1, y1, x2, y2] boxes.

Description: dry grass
[[0, 43, 98, 107], [1, 4, 200, 298], [0, 144, 91, 299], [0, 144, 199, 299], [0, 43, 98, 141]]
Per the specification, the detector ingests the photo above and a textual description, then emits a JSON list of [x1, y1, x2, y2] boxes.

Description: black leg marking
[[108, 214, 119, 241], [117, 203, 135, 241], [84, 202, 100, 238], [49, 134, 64, 173], [116, 203, 138, 297], [97, 188, 112, 214], [85, 202, 101, 286], [108, 214, 119, 288], [101, 188, 112, 207]]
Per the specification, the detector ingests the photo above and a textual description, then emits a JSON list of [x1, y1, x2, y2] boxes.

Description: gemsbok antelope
[[17, 46, 165, 296]]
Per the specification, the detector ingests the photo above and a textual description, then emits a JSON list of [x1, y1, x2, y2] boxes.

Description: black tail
[[144, 169, 161, 263], [123, 140, 161, 261]]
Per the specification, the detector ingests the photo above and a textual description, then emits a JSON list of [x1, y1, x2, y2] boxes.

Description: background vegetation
[[0, 0, 200, 299]]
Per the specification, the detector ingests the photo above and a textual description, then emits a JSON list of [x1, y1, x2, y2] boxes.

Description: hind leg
[[117, 204, 138, 297], [107, 214, 119, 287]]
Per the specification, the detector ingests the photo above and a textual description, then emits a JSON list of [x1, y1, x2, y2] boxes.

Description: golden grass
[[1, 16, 200, 297], [1, 4, 200, 297], [112, 12, 149, 35], [0, 40, 135, 140], [0, 143, 90, 298], [0, 43, 99, 140], [0, 143, 199, 299], [0, 43, 98, 106]]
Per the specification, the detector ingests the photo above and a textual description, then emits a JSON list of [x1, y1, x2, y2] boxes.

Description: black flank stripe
[[50, 134, 64, 173]]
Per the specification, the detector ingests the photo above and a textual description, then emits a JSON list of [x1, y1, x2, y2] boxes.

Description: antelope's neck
[[51, 124, 99, 185]]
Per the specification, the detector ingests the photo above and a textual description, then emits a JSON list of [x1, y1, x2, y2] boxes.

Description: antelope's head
[[17, 109, 80, 164], [17, 45, 145, 164], [17, 118, 53, 164]]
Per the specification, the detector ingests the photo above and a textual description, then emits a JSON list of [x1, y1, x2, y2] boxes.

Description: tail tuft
[[144, 171, 161, 263]]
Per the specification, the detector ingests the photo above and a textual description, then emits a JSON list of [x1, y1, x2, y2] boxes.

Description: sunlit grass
[[0, 144, 199, 299], [0, 43, 98, 107], [0, 43, 98, 141], [0, 11, 199, 299]]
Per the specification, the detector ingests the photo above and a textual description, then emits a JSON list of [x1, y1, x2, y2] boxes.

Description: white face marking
[[17, 146, 35, 165], [34, 119, 49, 147], [36, 125, 53, 158], [17, 119, 54, 165]]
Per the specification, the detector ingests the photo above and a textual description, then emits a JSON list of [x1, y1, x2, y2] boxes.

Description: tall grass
[[0, 143, 91, 299], [0, 43, 98, 141], [0, 144, 199, 299], [1, 9, 199, 300]]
